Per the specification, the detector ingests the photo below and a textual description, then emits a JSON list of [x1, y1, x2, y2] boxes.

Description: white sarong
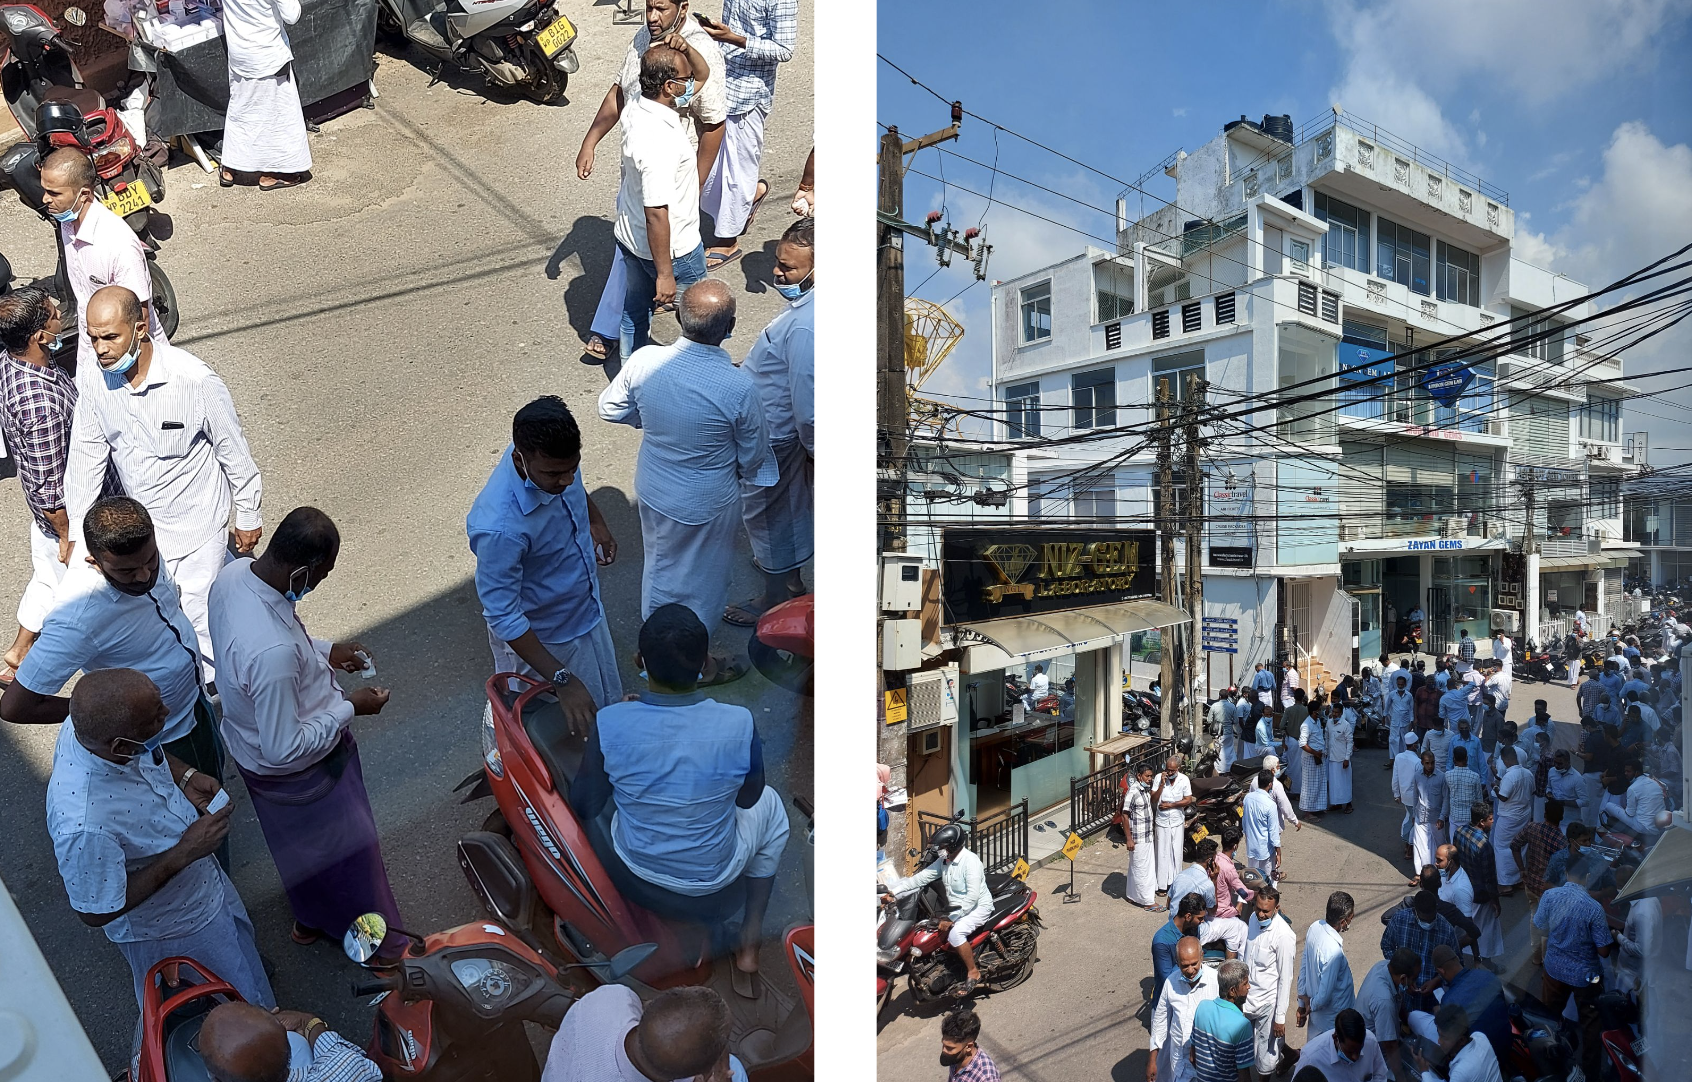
[[1127, 837, 1158, 906], [1492, 812, 1529, 887], [1154, 821, 1183, 891], [700, 104, 769, 239], [740, 436, 812, 574], [1474, 900, 1504, 959], [222, 66, 312, 174], [16, 520, 66, 632], [1328, 755, 1352, 805], [638, 498, 743, 638], [1412, 821, 1444, 871]]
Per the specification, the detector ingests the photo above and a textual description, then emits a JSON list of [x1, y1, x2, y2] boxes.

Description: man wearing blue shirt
[[1151, 893, 1208, 1009], [1534, 857, 1614, 1081], [1598, 661, 1624, 703], [467, 397, 622, 734], [572, 604, 789, 991]]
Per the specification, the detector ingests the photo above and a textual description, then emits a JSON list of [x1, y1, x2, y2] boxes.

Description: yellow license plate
[[535, 13, 575, 56], [102, 183, 153, 217]]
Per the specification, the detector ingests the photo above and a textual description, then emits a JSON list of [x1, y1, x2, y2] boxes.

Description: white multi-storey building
[[988, 109, 1637, 685]]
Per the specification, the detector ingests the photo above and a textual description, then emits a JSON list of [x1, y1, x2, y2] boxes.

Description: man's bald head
[[677, 279, 736, 345], [638, 43, 689, 99], [41, 147, 96, 193], [199, 1002, 290, 1082], [1175, 936, 1204, 980], [635, 986, 731, 1078], [69, 668, 163, 746], [88, 285, 144, 329]]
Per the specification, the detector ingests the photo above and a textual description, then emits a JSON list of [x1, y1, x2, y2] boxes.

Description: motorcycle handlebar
[[351, 973, 401, 997]]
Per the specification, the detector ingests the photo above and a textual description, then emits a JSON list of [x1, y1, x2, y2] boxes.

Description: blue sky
[[878, 0, 1692, 448]]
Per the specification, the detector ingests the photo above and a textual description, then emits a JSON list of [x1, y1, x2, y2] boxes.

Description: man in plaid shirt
[[697, 0, 798, 266], [940, 1008, 1001, 1081], [1379, 890, 1462, 1011], [1512, 797, 1568, 966], [0, 287, 117, 681], [1442, 745, 1490, 832], [1452, 804, 1503, 962]]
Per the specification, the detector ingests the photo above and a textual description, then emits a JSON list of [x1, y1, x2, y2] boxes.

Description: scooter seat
[[521, 698, 582, 797], [43, 85, 103, 117], [164, 1011, 214, 1082]]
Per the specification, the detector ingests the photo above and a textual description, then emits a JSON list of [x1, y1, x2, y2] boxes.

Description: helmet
[[931, 824, 967, 856]]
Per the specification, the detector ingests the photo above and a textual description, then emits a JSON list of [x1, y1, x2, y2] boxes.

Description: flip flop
[[700, 656, 749, 688], [0, 664, 14, 688], [744, 178, 769, 228], [580, 334, 609, 365], [731, 965, 761, 1000], [951, 978, 978, 999], [705, 248, 743, 270], [291, 921, 324, 945], [259, 174, 309, 192], [219, 168, 235, 188], [723, 600, 772, 627]]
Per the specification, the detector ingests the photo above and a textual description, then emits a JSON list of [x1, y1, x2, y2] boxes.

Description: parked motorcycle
[[340, 910, 655, 1081], [749, 593, 812, 694], [376, 0, 578, 103], [456, 674, 813, 1078], [875, 855, 1041, 1008]]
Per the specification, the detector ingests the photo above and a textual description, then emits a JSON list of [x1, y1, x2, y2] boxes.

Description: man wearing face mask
[[881, 823, 991, 998], [724, 216, 814, 630], [468, 396, 621, 737], [3, 497, 225, 795], [209, 507, 401, 951], [1292, 1009, 1389, 1082], [574, 0, 725, 364], [63, 286, 263, 680], [601, 280, 776, 685], [45, 668, 274, 1018], [37, 149, 167, 375], [937, 1008, 1000, 1081], [1149, 937, 1218, 1082], [0, 287, 119, 683]]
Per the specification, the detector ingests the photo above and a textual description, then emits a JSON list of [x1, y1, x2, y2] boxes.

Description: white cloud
[[1172, 107, 1187, 118]]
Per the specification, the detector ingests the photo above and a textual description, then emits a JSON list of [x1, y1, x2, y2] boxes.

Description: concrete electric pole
[[1183, 374, 1208, 742], [1156, 378, 1176, 741]]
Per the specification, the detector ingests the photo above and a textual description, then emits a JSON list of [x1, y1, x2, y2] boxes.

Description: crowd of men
[[0, 0, 811, 1073]]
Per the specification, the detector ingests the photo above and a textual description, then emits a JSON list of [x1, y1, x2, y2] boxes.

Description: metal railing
[[1069, 737, 1176, 840], [1318, 113, 1510, 207], [917, 800, 1030, 877]]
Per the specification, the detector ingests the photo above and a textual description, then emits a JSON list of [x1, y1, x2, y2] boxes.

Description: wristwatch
[[552, 667, 573, 689]]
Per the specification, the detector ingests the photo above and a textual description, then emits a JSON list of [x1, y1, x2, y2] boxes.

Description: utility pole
[[1156, 378, 1176, 741], [1183, 374, 1208, 742], [1522, 471, 1540, 645]]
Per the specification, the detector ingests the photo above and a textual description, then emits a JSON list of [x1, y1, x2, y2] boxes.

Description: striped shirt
[[1191, 996, 1254, 1082], [293, 1031, 382, 1082], [64, 341, 262, 556], [718, 0, 798, 114], [0, 351, 117, 536], [1534, 882, 1611, 986]]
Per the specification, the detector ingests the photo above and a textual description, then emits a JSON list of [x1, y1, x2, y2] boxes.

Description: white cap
[[1404, 732, 1420, 746]]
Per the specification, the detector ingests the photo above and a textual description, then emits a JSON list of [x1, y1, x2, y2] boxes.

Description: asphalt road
[[874, 678, 1684, 1080], [0, 4, 813, 1070]]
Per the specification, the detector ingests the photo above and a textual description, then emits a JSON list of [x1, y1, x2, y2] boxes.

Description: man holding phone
[[695, 0, 799, 268]]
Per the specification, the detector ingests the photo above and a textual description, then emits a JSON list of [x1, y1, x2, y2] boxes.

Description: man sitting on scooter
[[199, 1001, 380, 1082], [570, 604, 790, 997], [878, 822, 992, 997]]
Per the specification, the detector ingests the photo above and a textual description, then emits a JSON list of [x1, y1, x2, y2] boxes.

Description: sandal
[[730, 965, 760, 1000], [745, 178, 769, 228], [291, 921, 323, 945], [723, 601, 770, 628], [705, 248, 743, 270], [700, 656, 749, 687], [219, 168, 235, 188], [0, 664, 14, 688], [951, 978, 978, 999], [581, 334, 609, 365], [259, 173, 310, 192]]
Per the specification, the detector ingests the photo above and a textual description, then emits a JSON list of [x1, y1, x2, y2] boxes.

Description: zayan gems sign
[[940, 529, 1158, 622]]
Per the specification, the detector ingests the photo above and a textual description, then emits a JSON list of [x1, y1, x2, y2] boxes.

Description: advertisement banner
[[940, 528, 1157, 623]]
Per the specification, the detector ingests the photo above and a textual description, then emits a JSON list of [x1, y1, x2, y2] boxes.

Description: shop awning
[[1538, 554, 1629, 571], [1615, 825, 1692, 903], [957, 600, 1190, 672]]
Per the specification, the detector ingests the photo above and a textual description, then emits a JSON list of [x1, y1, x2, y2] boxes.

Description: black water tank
[[1223, 114, 1257, 134], [1262, 114, 1294, 143]]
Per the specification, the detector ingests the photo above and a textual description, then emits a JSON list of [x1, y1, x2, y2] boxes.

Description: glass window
[[1376, 218, 1432, 295], [1437, 242, 1481, 306], [1073, 485, 1116, 522], [1072, 369, 1116, 430], [1002, 381, 1040, 439], [1511, 306, 1566, 364], [1094, 261, 1135, 323], [1314, 192, 1370, 272], [1578, 396, 1620, 443], [1153, 350, 1205, 401], [1021, 281, 1052, 342], [1337, 332, 1394, 421], [1430, 353, 1495, 433], [1278, 325, 1337, 440]]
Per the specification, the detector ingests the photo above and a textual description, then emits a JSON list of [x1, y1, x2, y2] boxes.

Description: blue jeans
[[619, 241, 708, 359]]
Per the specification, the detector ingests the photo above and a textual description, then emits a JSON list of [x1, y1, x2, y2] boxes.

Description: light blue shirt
[[1170, 863, 1216, 912], [466, 450, 603, 645], [1447, 733, 1484, 775], [742, 287, 814, 451], [1242, 788, 1280, 860], [1439, 686, 1472, 728], [1255, 715, 1275, 749], [1387, 687, 1414, 730]]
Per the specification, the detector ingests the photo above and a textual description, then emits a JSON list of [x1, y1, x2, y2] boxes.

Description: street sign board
[[1204, 646, 1239, 654], [883, 689, 907, 725], [1422, 363, 1475, 407], [1061, 832, 1084, 861]]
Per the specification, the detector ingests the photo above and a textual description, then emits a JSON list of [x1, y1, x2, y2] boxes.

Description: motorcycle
[[131, 957, 242, 1082], [749, 593, 812, 694], [340, 910, 655, 1081], [376, 0, 578, 104], [875, 856, 1041, 1009], [456, 674, 813, 1078]]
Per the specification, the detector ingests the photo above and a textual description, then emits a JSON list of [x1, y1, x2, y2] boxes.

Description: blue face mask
[[513, 450, 559, 505], [101, 337, 141, 376], [671, 77, 696, 109], [284, 564, 315, 603], [775, 270, 812, 301], [50, 204, 79, 223]]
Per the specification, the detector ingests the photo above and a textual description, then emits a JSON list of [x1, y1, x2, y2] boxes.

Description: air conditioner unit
[[1489, 609, 1519, 633], [906, 666, 959, 733]]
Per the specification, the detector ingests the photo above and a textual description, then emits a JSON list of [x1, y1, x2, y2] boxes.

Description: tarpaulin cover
[[145, 0, 378, 139]]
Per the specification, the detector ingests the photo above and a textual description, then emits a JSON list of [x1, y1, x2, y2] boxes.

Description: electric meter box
[[882, 619, 922, 670], [880, 554, 924, 613]]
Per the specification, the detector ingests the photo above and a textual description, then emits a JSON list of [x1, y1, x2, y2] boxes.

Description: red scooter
[[750, 593, 813, 694], [875, 860, 1041, 1011], [131, 957, 242, 1082], [457, 674, 813, 1078]]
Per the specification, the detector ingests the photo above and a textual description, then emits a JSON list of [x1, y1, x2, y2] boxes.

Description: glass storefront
[[1434, 555, 1493, 643], [1343, 560, 1383, 664], [962, 650, 1096, 817]]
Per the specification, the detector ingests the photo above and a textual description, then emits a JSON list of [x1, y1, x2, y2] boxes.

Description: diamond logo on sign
[[1422, 364, 1475, 407], [981, 544, 1035, 585]]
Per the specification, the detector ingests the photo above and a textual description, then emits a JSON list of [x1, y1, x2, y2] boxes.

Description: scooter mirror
[[343, 912, 389, 965], [604, 943, 658, 981], [62, 6, 86, 25]]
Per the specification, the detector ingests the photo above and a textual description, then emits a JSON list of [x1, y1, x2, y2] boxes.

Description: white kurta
[[1150, 967, 1219, 1082], [1492, 765, 1535, 886], [222, 68, 312, 174], [1327, 715, 1355, 805], [1298, 919, 1353, 1037]]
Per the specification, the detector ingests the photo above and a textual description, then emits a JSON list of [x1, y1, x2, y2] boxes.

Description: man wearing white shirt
[[600, 280, 776, 684], [209, 507, 402, 949], [2, 498, 224, 790], [1241, 772, 1281, 888], [1249, 755, 1300, 832], [726, 217, 813, 627], [64, 287, 263, 677], [1293, 1010, 1390, 1082], [1241, 886, 1297, 1080], [1408, 1002, 1503, 1082], [1297, 893, 1354, 1037], [1149, 937, 1217, 1082], [1150, 756, 1194, 894], [1029, 665, 1051, 700], [1491, 747, 1535, 889], [1391, 733, 1423, 862], [609, 46, 713, 361], [1600, 758, 1667, 842], [1436, 844, 1485, 963], [1385, 672, 1414, 761], [218, 0, 311, 189]]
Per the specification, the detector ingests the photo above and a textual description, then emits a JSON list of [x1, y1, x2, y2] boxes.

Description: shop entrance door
[[1427, 585, 1453, 654], [1288, 581, 1314, 663]]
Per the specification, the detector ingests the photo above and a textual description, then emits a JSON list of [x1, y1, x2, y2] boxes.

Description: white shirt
[[1494, 764, 1534, 824], [1247, 773, 1299, 826], [1296, 1030, 1391, 1082], [220, 0, 300, 78], [1152, 771, 1193, 828], [1299, 919, 1353, 1021], [1546, 766, 1583, 804], [1393, 749, 1423, 810], [65, 341, 262, 558], [1150, 966, 1218, 1082], [615, 18, 728, 129], [614, 95, 701, 260], [1030, 671, 1050, 697], [598, 337, 777, 525], [60, 200, 163, 374], [14, 559, 202, 744], [1616, 897, 1660, 994], [538, 984, 749, 1082], [1624, 773, 1667, 831], [45, 721, 225, 943], [1328, 716, 1354, 763], [742, 288, 814, 451], [1242, 911, 1297, 1021], [1354, 960, 1402, 1042], [1422, 1034, 1503, 1082], [209, 559, 355, 776], [1440, 866, 1477, 921], [885, 848, 989, 919]]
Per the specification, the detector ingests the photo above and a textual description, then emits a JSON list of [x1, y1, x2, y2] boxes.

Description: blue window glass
[[1337, 340, 1394, 420]]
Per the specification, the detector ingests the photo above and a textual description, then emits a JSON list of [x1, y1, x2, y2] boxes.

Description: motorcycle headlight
[[480, 701, 503, 778]]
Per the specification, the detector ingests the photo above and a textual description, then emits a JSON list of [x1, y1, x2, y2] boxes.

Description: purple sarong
[[237, 731, 400, 938]]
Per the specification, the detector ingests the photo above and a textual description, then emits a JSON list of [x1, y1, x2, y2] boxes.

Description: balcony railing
[[1294, 112, 1510, 207]]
